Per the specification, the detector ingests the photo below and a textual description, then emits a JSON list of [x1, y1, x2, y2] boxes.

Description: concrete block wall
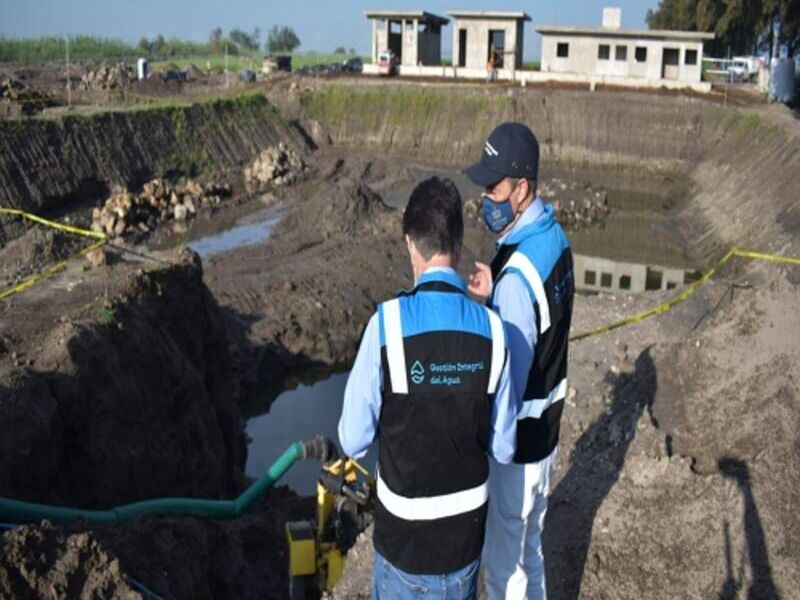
[[541, 35, 705, 83]]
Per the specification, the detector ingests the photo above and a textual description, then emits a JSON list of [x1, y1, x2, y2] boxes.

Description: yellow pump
[[286, 446, 373, 598]]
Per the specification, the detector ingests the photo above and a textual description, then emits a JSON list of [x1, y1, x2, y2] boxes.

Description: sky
[[0, 0, 661, 61]]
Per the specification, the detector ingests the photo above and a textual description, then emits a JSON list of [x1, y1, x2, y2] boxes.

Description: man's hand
[[468, 261, 492, 301]]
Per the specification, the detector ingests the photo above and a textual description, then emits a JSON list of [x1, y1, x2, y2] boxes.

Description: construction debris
[[244, 143, 308, 187], [464, 177, 610, 232], [0, 78, 55, 116], [79, 63, 135, 91], [91, 178, 232, 238]]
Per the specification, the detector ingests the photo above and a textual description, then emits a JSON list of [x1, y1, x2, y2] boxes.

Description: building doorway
[[488, 30, 505, 68], [662, 48, 679, 79], [458, 29, 467, 67], [388, 20, 403, 63]]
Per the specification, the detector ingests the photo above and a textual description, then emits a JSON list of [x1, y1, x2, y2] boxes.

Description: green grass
[[0, 35, 137, 62], [301, 84, 509, 132], [131, 52, 362, 74], [734, 112, 762, 131], [0, 35, 364, 75]]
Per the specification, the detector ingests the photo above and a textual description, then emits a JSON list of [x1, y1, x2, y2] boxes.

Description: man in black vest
[[464, 123, 575, 599], [338, 176, 518, 599]]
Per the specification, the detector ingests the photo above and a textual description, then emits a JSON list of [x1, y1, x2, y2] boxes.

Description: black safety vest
[[490, 206, 574, 463], [373, 277, 506, 574]]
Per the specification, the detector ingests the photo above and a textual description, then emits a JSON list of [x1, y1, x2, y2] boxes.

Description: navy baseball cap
[[464, 122, 540, 187]]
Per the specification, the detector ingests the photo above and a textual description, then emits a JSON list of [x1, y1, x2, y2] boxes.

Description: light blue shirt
[[491, 198, 545, 404], [338, 267, 517, 464]]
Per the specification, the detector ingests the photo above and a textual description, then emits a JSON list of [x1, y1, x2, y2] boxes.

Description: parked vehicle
[[377, 51, 398, 76], [342, 57, 363, 73]]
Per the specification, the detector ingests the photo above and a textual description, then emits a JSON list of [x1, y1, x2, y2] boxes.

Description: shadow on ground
[[544, 347, 657, 600], [718, 457, 781, 600]]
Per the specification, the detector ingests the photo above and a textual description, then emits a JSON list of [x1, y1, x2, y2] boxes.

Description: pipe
[[0, 437, 335, 524]]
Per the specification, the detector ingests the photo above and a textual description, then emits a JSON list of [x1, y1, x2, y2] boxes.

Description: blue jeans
[[372, 551, 480, 600]]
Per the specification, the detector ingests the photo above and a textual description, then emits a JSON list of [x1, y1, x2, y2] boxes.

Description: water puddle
[[245, 369, 377, 495], [188, 213, 281, 259], [148, 201, 282, 259]]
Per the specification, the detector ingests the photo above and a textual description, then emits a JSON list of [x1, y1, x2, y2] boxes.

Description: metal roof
[[535, 25, 714, 41], [364, 10, 449, 25], [448, 11, 531, 21]]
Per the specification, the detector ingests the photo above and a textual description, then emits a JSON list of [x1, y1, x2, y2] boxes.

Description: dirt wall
[[0, 93, 307, 215], [0, 250, 244, 508]]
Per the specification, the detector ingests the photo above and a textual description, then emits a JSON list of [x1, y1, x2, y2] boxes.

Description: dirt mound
[[0, 488, 315, 600], [0, 522, 141, 599], [0, 249, 244, 508], [205, 162, 408, 393]]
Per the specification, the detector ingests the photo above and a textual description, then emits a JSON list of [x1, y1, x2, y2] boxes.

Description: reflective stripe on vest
[[377, 472, 488, 521], [383, 298, 505, 395], [383, 298, 408, 394], [486, 308, 505, 395], [518, 377, 567, 420], [502, 252, 551, 334]]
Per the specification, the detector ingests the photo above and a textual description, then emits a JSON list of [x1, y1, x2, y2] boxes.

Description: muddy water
[[149, 201, 282, 260], [245, 370, 376, 494]]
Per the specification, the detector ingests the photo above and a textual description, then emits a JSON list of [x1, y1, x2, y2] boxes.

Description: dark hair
[[402, 177, 463, 260]]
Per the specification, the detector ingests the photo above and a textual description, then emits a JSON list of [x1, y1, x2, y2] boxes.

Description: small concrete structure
[[537, 7, 714, 90], [365, 10, 449, 66], [574, 254, 696, 294], [449, 12, 531, 70]]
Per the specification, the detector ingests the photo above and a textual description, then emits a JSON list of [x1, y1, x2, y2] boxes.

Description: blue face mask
[[481, 196, 515, 233]]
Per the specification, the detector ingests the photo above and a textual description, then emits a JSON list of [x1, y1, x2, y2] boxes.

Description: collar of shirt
[[415, 266, 467, 292], [497, 196, 545, 248]]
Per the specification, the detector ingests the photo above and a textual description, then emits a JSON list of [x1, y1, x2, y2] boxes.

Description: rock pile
[[463, 176, 610, 232], [91, 178, 232, 237], [244, 143, 308, 187], [0, 78, 54, 116], [79, 63, 134, 91], [550, 196, 610, 230]]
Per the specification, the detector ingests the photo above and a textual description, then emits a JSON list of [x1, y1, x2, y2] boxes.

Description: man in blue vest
[[338, 176, 518, 599], [464, 123, 574, 600]]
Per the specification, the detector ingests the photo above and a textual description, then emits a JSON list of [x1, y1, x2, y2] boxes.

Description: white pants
[[483, 449, 557, 600]]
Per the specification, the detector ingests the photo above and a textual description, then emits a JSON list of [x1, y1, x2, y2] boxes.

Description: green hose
[[0, 436, 337, 524]]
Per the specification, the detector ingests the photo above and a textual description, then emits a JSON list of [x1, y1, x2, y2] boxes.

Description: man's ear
[[515, 178, 529, 201], [405, 235, 418, 260]]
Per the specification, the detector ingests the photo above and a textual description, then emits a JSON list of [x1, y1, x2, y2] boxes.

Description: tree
[[267, 25, 300, 54], [152, 34, 167, 56], [137, 37, 150, 54], [229, 28, 261, 52], [646, 0, 799, 56]]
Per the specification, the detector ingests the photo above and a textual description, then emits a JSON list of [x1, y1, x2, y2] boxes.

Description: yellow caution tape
[[0, 207, 107, 301], [570, 246, 800, 342]]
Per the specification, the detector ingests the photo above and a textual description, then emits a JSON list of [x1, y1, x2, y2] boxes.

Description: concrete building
[[573, 254, 697, 294], [537, 7, 714, 87], [449, 12, 531, 70], [364, 10, 449, 66]]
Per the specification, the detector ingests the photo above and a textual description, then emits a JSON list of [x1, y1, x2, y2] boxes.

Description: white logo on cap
[[484, 141, 499, 157]]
